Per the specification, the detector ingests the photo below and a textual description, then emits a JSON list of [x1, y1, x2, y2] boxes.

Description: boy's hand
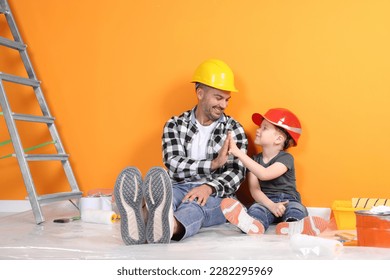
[[270, 201, 289, 217]]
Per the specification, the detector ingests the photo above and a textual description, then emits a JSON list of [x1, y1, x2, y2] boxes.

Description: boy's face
[[254, 119, 284, 147]]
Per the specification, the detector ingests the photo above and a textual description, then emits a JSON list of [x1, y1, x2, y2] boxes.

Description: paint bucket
[[355, 210, 390, 248]]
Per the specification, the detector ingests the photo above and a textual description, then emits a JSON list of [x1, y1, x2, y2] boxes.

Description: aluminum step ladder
[[0, 0, 82, 224]]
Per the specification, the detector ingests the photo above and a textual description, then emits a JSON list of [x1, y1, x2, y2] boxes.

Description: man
[[114, 59, 248, 245]]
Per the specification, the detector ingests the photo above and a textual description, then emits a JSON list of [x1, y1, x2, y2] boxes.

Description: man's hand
[[182, 184, 214, 206], [227, 131, 240, 157], [211, 133, 230, 170]]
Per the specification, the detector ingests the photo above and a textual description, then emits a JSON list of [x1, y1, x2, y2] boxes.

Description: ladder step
[[0, 72, 40, 87], [13, 113, 55, 123], [25, 154, 69, 161], [38, 191, 82, 204], [0, 36, 26, 50]]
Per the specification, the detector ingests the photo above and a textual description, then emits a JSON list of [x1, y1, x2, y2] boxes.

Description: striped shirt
[[162, 107, 248, 197]]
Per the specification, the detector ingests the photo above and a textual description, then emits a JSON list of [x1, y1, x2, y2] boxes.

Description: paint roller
[[81, 209, 118, 224]]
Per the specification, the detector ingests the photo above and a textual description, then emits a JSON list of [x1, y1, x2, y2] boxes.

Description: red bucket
[[355, 210, 390, 248]]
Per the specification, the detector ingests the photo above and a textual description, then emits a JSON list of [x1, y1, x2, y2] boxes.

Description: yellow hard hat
[[191, 59, 238, 92]]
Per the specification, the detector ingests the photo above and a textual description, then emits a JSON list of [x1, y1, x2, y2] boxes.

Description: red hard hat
[[252, 108, 302, 146]]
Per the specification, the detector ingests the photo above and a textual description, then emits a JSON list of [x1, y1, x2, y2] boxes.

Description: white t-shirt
[[190, 120, 218, 160]]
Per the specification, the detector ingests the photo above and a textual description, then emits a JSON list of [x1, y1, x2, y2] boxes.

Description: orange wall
[[1, 0, 390, 207]]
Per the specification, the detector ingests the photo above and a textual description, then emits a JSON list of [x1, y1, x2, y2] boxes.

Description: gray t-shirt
[[252, 151, 301, 202]]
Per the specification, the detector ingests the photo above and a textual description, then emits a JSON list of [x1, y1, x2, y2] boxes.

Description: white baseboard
[[0, 200, 32, 213]]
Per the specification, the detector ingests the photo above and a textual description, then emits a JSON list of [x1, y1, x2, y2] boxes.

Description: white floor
[[1, 201, 390, 260]]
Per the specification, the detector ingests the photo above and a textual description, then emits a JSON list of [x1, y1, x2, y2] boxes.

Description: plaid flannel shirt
[[162, 107, 248, 197]]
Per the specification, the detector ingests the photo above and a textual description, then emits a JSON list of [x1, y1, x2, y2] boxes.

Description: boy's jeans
[[248, 193, 308, 231]]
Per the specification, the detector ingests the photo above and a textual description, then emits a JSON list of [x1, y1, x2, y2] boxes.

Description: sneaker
[[144, 167, 174, 244], [114, 167, 145, 245], [275, 216, 328, 236], [221, 198, 264, 235]]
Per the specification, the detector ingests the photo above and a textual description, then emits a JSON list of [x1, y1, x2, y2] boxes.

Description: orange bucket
[[355, 210, 390, 248]]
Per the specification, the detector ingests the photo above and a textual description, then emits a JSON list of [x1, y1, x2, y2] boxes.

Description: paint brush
[[53, 216, 81, 223]]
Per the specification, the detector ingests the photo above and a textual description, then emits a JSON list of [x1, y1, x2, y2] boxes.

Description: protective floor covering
[[1, 201, 390, 260]]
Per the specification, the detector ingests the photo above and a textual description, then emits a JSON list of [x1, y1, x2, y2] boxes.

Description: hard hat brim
[[252, 113, 265, 126]]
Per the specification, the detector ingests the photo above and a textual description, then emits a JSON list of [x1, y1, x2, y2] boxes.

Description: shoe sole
[[276, 216, 328, 236], [114, 167, 145, 245], [144, 167, 172, 244], [221, 198, 264, 235]]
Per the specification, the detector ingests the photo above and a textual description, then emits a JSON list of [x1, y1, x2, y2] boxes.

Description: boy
[[221, 108, 328, 236]]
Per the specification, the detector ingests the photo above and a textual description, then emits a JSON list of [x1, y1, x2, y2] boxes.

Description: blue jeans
[[247, 193, 308, 231], [172, 183, 226, 241]]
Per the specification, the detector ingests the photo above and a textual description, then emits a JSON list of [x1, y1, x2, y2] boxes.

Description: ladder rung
[[0, 72, 40, 87], [37, 191, 82, 204], [0, 36, 26, 50], [13, 113, 55, 123], [25, 154, 69, 161]]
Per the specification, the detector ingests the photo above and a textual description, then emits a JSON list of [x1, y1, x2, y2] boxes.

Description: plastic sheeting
[[1, 201, 390, 260]]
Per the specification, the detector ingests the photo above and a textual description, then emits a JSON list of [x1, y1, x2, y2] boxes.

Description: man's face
[[197, 86, 231, 124]]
